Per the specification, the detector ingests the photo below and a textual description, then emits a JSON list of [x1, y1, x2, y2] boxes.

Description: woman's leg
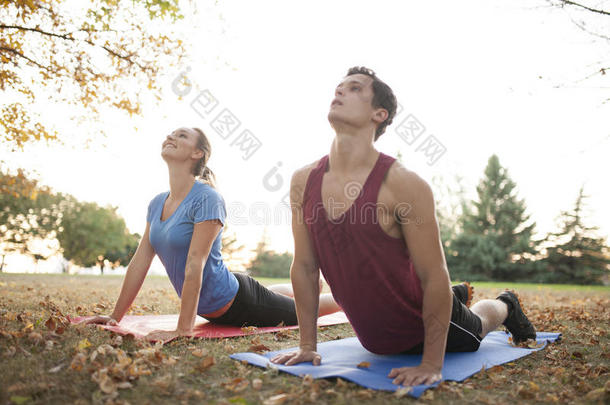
[[319, 293, 342, 316], [267, 283, 295, 297], [268, 280, 341, 316], [205, 273, 298, 327], [268, 277, 324, 297]]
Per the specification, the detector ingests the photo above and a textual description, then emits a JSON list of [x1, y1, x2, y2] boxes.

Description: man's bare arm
[[271, 163, 322, 366], [387, 165, 452, 386]]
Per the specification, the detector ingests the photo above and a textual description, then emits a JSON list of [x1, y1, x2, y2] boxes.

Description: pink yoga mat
[[72, 312, 349, 340]]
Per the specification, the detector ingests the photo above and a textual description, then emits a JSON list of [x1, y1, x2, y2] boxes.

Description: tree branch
[[557, 0, 610, 16], [0, 46, 50, 71], [0, 24, 74, 40], [0, 24, 148, 71], [568, 15, 610, 41]]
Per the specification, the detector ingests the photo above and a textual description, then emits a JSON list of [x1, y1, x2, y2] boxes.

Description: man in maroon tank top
[[271, 66, 536, 387]]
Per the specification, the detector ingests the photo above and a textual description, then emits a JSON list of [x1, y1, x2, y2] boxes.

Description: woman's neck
[[167, 165, 195, 201]]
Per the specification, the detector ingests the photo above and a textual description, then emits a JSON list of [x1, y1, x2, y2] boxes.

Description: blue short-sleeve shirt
[[147, 181, 238, 314]]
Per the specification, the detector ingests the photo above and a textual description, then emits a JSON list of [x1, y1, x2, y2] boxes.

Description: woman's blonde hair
[[191, 127, 216, 187]]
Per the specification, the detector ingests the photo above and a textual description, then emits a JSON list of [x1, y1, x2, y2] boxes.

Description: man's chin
[[327, 112, 351, 128], [327, 111, 342, 124]]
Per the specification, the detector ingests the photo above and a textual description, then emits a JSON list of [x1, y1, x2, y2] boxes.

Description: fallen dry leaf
[[248, 344, 271, 353], [70, 352, 87, 371], [152, 375, 173, 394], [356, 389, 374, 399], [191, 348, 208, 358], [4, 346, 16, 357], [241, 326, 258, 334], [395, 387, 412, 398], [223, 377, 249, 392], [274, 330, 291, 341], [263, 393, 290, 405], [110, 335, 123, 347], [44, 317, 56, 331], [195, 356, 215, 372], [302, 374, 313, 386], [48, 363, 64, 373], [92, 368, 117, 395], [252, 378, 262, 390], [76, 338, 91, 351], [28, 331, 43, 344], [357, 361, 370, 369]]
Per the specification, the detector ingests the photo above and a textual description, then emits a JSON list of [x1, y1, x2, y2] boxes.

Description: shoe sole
[[452, 282, 474, 307], [498, 289, 536, 344]]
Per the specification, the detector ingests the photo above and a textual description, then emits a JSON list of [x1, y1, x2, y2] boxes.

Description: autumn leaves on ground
[[0, 274, 608, 405]]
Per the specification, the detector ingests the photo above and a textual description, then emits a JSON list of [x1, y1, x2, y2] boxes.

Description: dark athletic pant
[[202, 272, 298, 327], [204, 273, 483, 353], [402, 291, 484, 354]]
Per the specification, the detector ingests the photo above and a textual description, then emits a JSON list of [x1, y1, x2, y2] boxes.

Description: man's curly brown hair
[[346, 66, 397, 141]]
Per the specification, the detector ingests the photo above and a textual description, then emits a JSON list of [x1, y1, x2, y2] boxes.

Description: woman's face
[[161, 127, 202, 164]]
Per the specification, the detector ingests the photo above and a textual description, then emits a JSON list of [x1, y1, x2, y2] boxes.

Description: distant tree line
[[0, 165, 248, 275], [247, 231, 293, 279], [0, 165, 139, 274], [3, 154, 608, 284], [437, 155, 609, 285], [247, 154, 609, 285]]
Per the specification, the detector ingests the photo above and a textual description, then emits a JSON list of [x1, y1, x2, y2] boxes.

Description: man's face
[[328, 73, 377, 132]]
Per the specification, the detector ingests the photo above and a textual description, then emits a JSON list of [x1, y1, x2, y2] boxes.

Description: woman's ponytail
[[192, 128, 216, 187]]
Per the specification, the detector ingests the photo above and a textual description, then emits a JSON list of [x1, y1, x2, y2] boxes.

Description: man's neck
[[329, 130, 379, 176]]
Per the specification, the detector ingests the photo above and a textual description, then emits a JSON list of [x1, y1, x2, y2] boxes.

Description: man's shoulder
[[291, 157, 324, 188], [384, 160, 433, 200], [289, 157, 325, 206]]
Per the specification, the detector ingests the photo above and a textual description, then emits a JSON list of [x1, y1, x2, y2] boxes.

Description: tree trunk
[[0, 254, 5, 273]]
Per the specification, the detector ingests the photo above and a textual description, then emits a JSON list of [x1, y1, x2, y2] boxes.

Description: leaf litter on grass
[[0, 273, 608, 404]]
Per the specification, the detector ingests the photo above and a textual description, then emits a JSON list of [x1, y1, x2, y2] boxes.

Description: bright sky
[[3, 0, 609, 274]]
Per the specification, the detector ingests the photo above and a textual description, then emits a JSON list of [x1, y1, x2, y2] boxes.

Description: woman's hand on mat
[[80, 315, 118, 326], [270, 349, 322, 366], [388, 363, 442, 386]]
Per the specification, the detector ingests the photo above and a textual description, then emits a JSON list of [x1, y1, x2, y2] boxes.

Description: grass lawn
[[0, 273, 608, 404]]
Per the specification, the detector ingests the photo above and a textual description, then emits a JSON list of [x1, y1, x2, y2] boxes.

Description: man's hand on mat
[[80, 315, 118, 326], [270, 349, 322, 366], [388, 362, 442, 386]]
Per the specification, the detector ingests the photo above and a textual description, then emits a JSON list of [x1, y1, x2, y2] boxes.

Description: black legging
[[402, 291, 483, 354], [202, 272, 298, 327]]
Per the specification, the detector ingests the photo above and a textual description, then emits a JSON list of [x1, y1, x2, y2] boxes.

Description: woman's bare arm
[[110, 222, 156, 321], [175, 219, 222, 333], [83, 222, 155, 325]]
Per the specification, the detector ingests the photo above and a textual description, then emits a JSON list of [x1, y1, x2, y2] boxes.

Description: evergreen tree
[[221, 226, 246, 271], [448, 155, 542, 281], [540, 185, 610, 285], [247, 230, 293, 278], [431, 173, 469, 271]]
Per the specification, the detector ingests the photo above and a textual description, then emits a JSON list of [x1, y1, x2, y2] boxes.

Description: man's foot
[[496, 290, 536, 344], [452, 282, 474, 307]]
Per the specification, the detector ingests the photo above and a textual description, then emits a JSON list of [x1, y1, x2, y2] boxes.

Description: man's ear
[[372, 108, 389, 126]]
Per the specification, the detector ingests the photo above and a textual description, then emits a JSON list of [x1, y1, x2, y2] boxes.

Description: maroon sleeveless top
[[303, 152, 424, 354]]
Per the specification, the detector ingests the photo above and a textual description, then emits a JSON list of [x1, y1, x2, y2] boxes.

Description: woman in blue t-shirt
[[84, 127, 339, 341]]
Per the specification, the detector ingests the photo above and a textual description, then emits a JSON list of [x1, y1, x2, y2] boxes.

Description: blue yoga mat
[[231, 331, 561, 398]]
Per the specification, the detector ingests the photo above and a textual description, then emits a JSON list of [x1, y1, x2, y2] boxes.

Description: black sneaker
[[452, 282, 474, 307], [496, 290, 536, 344]]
